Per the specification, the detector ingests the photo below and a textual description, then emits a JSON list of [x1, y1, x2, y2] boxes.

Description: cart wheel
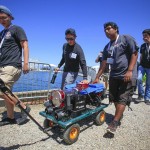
[[63, 124, 80, 145], [95, 110, 106, 125], [43, 119, 54, 128]]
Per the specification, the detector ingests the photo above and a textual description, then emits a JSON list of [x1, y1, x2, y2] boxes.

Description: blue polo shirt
[[103, 35, 139, 79], [0, 25, 28, 68]]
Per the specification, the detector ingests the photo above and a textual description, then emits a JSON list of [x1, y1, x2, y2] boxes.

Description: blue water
[[13, 71, 82, 92]]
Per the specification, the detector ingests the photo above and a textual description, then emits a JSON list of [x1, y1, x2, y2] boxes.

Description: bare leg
[[105, 81, 108, 90], [0, 94, 27, 119], [4, 98, 15, 119], [113, 103, 126, 121]]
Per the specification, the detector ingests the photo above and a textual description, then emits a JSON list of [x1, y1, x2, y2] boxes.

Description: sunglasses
[[0, 16, 9, 21], [65, 37, 75, 41], [104, 27, 113, 31]]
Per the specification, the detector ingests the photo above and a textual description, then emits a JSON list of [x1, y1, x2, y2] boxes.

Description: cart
[[40, 102, 108, 144]]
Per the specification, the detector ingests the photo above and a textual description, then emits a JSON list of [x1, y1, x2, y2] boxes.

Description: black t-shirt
[[140, 43, 150, 68], [103, 35, 139, 79], [0, 25, 28, 68], [58, 43, 87, 79]]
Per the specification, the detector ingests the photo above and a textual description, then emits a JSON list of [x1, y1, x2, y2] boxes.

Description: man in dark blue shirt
[[56, 28, 88, 89], [0, 5, 30, 126], [137, 29, 150, 105], [93, 22, 138, 133]]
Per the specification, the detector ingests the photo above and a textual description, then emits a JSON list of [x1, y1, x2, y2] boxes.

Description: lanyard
[[0, 31, 7, 49], [0, 24, 13, 49], [107, 35, 119, 56], [146, 43, 150, 60]]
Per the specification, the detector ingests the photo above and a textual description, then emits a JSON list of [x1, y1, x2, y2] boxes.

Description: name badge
[[107, 58, 114, 64], [71, 53, 77, 59]]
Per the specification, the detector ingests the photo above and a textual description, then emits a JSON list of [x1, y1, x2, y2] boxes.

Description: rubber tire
[[43, 119, 49, 128], [43, 119, 54, 129], [63, 124, 80, 145], [95, 110, 106, 126], [95, 95, 102, 106]]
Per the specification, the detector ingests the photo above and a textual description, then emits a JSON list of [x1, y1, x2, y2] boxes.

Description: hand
[[23, 63, 29, 74], [92, 78, 100, 84], [54, 67, 59, 73], [80, 80, 89, 84], [124, 70, 132, 82]]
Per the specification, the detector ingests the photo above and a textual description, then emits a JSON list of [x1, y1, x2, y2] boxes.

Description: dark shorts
[[109, 77, 134, 106]]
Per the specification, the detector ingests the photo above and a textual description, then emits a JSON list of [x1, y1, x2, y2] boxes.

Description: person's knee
[[116, 100, 130, 107]]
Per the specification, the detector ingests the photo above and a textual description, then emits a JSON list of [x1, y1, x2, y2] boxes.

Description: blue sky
[[0, 0, 150, 66]]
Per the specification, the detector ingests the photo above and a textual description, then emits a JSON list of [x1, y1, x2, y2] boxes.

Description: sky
[[0, 0, 150, 67]]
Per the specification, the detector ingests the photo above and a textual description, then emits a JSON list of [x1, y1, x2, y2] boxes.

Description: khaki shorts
[[0, 66, 21, 95]]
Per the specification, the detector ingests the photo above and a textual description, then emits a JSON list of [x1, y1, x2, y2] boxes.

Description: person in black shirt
[[56, 28, 88, 89], [0, 5, 30, 126], [137, 29, 150, 105], [93, 22, 138, 133]]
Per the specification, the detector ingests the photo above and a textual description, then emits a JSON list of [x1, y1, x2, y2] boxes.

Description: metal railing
[[12, 61, 52, 104]]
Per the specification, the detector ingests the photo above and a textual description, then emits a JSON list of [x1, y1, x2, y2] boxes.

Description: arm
[[95, 55, 100, 63], [55, 57, 65, 72], [21, 40, 29, 74], [93, 60, 107, 83], [58, 57, 65, 68], [124, 51, 138, 82], [95, 52, 103, 63], [124, 35, 139, 82], [79, 48, 87, 80], [15, 26, 29, 73]]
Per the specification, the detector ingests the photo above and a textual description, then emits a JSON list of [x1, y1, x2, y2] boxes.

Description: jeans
[[61, 72, 78, 90], [137, 65, 150, 101]]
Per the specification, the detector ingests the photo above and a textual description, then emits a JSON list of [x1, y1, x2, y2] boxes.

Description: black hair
[[104, 22, 119, 33], [65, 28, 77, 37], [142, 29, 150, 36]]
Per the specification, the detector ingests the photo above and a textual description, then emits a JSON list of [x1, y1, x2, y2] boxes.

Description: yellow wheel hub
[[69, 128, 78, 140], [100, 112, 105, 122]]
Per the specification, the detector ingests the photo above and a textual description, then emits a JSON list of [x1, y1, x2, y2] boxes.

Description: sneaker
[[145, 100, 150, 105], [16, 105, 31, 125], [136, 95, 144, 102], [21, 105, 31, 118], [16, 117, 29, 125], [0, 117, 16, 126], [106, 120, 119, 133]]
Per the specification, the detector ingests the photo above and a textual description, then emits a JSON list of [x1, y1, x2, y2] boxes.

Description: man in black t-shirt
[[0, 5, 30, 126], [93, 22, 138, 133], [137, 29, 150, 105], [55, 28, 88, 89]]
